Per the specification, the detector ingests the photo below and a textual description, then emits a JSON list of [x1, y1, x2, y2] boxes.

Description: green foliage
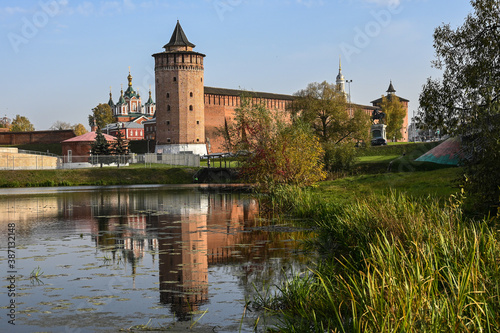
[[223, 96, 326, 190], [323, 141, 357, 173], [380, 95, 406, 141], [88, 103, 113, 129], [90, 127, 111, 167], [111, 130, 129, 155], [416, 0, 500, 214], [258, 188, 500, 332], [10, 114, 34, 132], [290, 81, 371, 145]]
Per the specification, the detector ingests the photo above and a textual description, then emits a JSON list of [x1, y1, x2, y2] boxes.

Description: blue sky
[[1, 0, 473, 130]]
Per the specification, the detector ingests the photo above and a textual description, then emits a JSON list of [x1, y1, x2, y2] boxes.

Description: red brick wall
[[204, 94, 292, 153], [0, 130, 76, 145]]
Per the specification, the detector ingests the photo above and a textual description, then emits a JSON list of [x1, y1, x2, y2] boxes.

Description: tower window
[[196, 138, 199, 142], [196, 121, 199, 125], [167, 93, 169, 98], [190, 92, 193, 97], [167, 121, 170, 125], [167, 138, 171, 143], [167, 105, 170, 111], [189, 105, 193, 111], [173, 77, 176, 82]]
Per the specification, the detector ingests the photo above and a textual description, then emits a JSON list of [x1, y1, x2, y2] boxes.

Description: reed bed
[[257, 186, 500, 332]]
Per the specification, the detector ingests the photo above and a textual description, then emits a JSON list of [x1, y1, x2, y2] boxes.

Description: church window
[[167, 121, 170, 125], [190, 92, 193, 97], [201, 78, 203, 82], [173, 77, 176, 82], [167, 105, 170, 111], [167, 93, 169, 98], [189, 105, 193, 111], [196, 121, 199, 125]]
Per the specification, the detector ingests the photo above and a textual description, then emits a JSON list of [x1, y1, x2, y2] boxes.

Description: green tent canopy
[[416, 137, 463, 165]]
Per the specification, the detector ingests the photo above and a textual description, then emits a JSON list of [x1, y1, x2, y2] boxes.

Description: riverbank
[[0, 167, 198, 187]]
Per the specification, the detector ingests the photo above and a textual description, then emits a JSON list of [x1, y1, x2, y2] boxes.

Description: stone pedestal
[[371, 124, 387, 140]]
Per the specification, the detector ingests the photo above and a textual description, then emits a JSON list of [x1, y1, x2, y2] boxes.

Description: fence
[[0, 152, 200, 170]]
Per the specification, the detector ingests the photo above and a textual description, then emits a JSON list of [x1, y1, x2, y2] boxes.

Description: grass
[[256, 187, 500, 332], [0, 167, 198, 187]]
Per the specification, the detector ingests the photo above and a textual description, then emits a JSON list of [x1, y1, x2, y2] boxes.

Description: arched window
[[189, 105, 193, 111], [167, 105, 170, 111], [167, 93, 169, 98], [190, 92, 193, 97]]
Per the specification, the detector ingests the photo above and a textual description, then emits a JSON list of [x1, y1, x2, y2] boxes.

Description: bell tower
[[153, 21, 207, 155]]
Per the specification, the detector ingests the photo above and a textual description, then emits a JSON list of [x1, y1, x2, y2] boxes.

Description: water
[[0, 185, 311, 332]]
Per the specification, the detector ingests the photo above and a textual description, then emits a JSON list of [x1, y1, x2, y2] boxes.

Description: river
[[0, 185, 311, 332]]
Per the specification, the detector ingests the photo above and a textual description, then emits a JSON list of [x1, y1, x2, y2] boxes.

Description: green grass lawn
[[315, 166, 461, 204]]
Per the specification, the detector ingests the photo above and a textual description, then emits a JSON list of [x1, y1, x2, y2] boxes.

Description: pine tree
[[111, 130, 129, 167], [90, 127, 111, 167]]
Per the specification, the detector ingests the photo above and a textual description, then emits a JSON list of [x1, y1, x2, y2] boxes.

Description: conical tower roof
[[387, 80, 396, 94], [163, 20, 195, 49]]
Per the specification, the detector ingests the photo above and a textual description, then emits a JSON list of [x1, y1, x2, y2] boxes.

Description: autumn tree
[[89, 104, 113, 130], [222, 97, 325, 189], [10, 115, 34, 132], [72, 123, 88, 136], [380, 95, 406, 142], [415, 0, 500, 214]]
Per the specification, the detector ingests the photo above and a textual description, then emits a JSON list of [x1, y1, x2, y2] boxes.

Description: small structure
[[61, 131, 117, 164], [415, 137, 462, 166]]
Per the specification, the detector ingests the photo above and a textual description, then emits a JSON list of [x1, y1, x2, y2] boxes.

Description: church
[[109, 21, 408, 154]]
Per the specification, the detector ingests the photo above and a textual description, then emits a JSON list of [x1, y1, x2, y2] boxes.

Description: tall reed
[[258, 186, 500, 332]]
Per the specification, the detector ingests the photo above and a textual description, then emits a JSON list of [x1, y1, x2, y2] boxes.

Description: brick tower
[[153, 21, 207, 155]]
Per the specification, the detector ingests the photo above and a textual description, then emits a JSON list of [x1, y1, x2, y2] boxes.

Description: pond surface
[[0, 185, 311, 332]]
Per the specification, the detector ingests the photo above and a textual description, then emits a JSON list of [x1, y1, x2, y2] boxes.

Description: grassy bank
[[257, 186, 500, 332], [0, 166, 197, 187]]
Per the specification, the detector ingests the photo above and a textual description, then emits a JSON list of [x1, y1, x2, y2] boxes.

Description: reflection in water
[[0, 186, 309, 331]]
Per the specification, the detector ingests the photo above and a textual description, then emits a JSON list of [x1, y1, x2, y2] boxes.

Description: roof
[[204, 86, 295, 101], [415, 137, 463, 165], [371, 94, 409, 105], [164, 20, 195, 49], [387, 81, 396, 93], [62, 131, 116, 143], [103, 122, 143, 130]]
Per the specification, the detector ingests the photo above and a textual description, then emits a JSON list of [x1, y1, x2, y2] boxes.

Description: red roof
[[62, 131, 117, 143]]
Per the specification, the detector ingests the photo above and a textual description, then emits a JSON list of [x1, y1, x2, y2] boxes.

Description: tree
[[222, 97, 326, 189], [415, 0, 500, 214], [290, 81, 371, 145], [380, 95, 406, 142], [90, 127, 111, 168], [289, 81, 371, 172], [89, 104, 113, 130], [50, 121, 72, 130], [72, 123, 88, 136], [111, 130, 129, 168], [10, 115, 34, 132]]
